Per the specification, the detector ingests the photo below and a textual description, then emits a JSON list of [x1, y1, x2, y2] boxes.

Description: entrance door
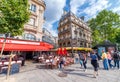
[[26, 51, 33, 60]]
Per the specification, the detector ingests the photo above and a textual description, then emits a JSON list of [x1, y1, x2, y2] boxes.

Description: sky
[[43, 0, 120, 37]]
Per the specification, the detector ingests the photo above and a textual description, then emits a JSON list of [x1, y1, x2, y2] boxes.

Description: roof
[[93, 40, 116, 49]]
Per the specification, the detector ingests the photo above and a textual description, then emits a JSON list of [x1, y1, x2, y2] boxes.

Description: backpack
[[113, 52, 120, 59]]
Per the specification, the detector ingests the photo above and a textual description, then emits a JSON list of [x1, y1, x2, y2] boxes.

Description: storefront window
[[23, 33, 36, 40]]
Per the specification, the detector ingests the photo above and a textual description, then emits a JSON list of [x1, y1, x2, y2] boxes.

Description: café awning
[[53, 47, 92, 52], [0, 38, 53, 51]]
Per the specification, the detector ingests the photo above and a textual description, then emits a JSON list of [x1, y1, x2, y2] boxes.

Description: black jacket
[[113, 52, 120, 60]]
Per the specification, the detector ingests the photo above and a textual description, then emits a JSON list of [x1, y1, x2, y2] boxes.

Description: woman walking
[[101, 50, 109, 70], [107, 52, 113, 68], [81, 52, 87, 72], [90, 51, 99, 78]]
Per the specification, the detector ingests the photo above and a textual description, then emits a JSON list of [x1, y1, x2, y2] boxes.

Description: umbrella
[[57, 48, 60, 55], [59, 48, 63, 55], [63, 48, 67, 56]]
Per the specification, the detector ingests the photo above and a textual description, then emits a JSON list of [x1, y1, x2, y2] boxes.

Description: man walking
[[113, 51, 120, 70]]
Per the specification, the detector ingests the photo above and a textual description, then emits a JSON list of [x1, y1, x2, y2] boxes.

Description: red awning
[[0, 38, 53, 51]]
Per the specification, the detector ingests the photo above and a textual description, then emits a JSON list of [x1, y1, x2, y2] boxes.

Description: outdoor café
[[0, 38, 53, 75]]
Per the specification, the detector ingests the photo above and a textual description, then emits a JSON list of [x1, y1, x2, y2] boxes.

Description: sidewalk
[[0, 60, 120, 82]]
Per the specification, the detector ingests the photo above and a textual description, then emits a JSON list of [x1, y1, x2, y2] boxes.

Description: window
[[28, 18, 35, 26], [23, 33, 36, 40], [30, 4, 36, 12], [0, 34, 5, 37]]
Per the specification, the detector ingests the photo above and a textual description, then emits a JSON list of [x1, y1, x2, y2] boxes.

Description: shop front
[[0, 38, 53, 74]]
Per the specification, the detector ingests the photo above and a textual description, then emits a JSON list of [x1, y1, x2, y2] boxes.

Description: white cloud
[[111, 6, 120, 14], [88, 0, 96, 5], [70, 0, 112, 20], [44, 0, 66, 23], [70, 0, 86, 14], [44, 0, 66, 36], [83, 0, 110, 19], [43, 22, 58, 36]]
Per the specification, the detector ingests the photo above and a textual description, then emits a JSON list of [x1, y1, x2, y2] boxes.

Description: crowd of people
[[73, 50, 120, 78]]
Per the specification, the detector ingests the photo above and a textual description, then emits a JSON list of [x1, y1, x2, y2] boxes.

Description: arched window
[[23, 33, 36, 40]]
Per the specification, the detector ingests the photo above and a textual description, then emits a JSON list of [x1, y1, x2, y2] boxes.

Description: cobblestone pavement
[[0, 60, 120, 82]]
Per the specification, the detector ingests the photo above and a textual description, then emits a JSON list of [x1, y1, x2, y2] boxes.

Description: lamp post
[[0, 33, 10, 58]]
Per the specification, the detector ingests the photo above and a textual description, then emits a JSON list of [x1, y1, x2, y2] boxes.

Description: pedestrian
[[90, 51, 99, 78], [81, 52, 87, 72], [78, 52, 83, 68], [106, 52, 113, 69], [113, 51, 120, 70], [74, 52, 79, 64], [59, 56, 65, 70], [101, 50, 109, 70]]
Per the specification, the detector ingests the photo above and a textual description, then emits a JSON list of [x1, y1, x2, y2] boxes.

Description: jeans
[[82, 59, 87, 69], [75, 58, 79, 64], [103, 59, 109, 70], [108, 59, 113, 68], [114, 59, 119, 69], [59, 61, 64, 69]]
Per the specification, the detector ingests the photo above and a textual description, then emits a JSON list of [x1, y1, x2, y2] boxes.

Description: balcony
[[58, 28, 71, 35]]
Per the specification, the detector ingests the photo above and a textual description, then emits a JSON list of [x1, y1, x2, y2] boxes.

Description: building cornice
[[32, 0, 46, 10]]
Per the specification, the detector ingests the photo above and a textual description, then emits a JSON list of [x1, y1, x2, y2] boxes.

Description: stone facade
[[17, 0, 46, 41], [58, 12, 92, 48]]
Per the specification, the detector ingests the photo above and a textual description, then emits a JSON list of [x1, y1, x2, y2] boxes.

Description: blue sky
[[44, 0, 120, 37]]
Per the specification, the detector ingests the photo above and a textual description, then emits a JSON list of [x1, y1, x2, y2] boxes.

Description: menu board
[[10, 63, 20, 75]]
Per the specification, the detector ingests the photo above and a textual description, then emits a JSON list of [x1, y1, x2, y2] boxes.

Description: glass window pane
[[23, 33, 36, 40]]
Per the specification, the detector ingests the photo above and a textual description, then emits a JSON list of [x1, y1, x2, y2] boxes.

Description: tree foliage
[[88, 9, 120, 46], [115, 28, 120, 44], [0, 0, 30, 36]]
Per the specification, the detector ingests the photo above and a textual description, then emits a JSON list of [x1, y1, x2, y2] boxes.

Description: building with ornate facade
[[42, 28, 58, 48], [17, 0, 46, 41], [58, 11, 92, 48], [0, 0, 46, 42]]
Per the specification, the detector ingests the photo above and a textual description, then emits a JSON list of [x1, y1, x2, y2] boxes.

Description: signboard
[[0, 38, 40, 45], [10, 63, 20, 75], [98, 47, 106, 56]]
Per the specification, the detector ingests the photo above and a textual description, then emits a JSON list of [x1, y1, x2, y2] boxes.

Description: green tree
[[115, 28, 120, 44], [0, 0, 30, 36], [88, 9, 120, 46]]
